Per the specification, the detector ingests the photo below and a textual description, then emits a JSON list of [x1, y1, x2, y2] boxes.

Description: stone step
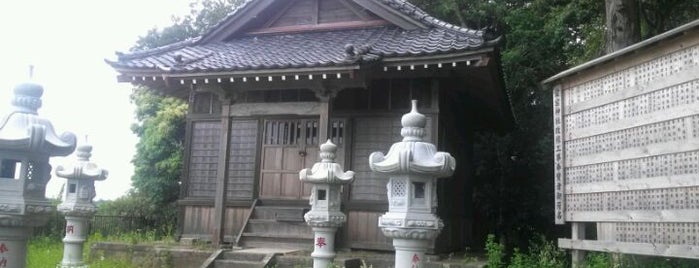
[[277, 256, 363, 268], [214, 259, 266, 268], [239, 234, 313, 250], [246, 219, 313, 236], [242, 232, 312, 239], [222, 251, 267, 262], [252, 206, 309, 222]]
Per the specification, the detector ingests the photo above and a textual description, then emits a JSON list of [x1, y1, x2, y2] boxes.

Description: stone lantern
[[0, 82, 77, 268], [369, 100, 455, 268], [55, 142, 108, 268], [299, 140, 354, 268]]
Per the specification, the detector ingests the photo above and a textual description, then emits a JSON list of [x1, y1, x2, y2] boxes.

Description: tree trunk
[[605, 0, 640, 53]]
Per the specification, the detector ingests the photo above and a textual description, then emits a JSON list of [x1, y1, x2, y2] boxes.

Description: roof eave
[[115, 64, 363, 82], [381, 47, 495, 68]]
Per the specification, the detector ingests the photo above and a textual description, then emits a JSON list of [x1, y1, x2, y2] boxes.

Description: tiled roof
[[108, 0, 495, 74], [376, 0, 481, 35]]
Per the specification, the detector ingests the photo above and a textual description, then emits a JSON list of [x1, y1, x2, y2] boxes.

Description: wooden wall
[[223, 206, 251, 242], [349, 116, 434, 202], [553, 30, 699, 259], [227, 119, 259, 200], [181, 206, 215, 240], [346, 211, 393, 250], [187, 121, 222, 198], [181, 205, 250, 242]]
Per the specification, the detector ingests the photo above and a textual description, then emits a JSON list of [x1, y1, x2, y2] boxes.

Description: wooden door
[[259, 119, 319, 200]]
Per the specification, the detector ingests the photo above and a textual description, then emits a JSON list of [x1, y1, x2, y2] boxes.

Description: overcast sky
[[0, 0, 198, 200]]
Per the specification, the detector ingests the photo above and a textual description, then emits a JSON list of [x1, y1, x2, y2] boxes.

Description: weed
[[27, 236, 62, 268], [485, 234, 505, 268], [484, 234, 566, 268], [27, 235, 138, 268]]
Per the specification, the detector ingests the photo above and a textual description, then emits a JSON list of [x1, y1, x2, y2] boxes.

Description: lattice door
[[259, 118, 346, 200], [259, 119, 318, 200]]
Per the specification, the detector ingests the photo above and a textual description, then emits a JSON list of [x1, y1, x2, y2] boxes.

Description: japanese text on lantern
[[0, 242, 8, 267], [315, 237, 326, 248], [411, 253, 420, 268]]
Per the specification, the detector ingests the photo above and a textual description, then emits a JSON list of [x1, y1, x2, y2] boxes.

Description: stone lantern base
[[58, 216, 89, 268], [310, 226, 338, 268], [379, 215, 442, 268], [393, 238, 431, 268], [0, 224, 31, 268]]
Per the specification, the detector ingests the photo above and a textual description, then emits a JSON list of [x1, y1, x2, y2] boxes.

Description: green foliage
[[27, 236, 62, 268], [32, 198, 66, 239], [130, 87, 187, 206], [485, 234, 566, 268], [27, 235, 138, 268], [485, 233, 699, 268], [586, 253, 699, 268], [508, 236, 566, 268], [98, 192, 153, 217], [96, 193, 177, 239], [485, 234, 505, 268], [583, 252, 613, 268], [133, 0, 245, 50], [639, 0, 699, 38]]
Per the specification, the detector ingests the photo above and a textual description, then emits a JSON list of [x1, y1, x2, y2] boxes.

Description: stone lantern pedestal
[[55, 143, 108, 268], [300, 140, 354, 268], [370, 100, 455, 268], [0, 227, 29, 268], [0, 82, 77, 268]]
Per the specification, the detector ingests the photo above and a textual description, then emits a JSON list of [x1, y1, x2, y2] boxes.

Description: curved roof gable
[[107, 0, 498, 77], [198, 0, 482, 43]]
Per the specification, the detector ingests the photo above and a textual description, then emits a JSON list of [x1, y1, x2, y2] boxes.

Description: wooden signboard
[[544, 20, 699, 261]]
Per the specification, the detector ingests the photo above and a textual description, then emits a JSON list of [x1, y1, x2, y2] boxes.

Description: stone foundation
[[89, 242, 214, 268], [89, 242, 485, 268]]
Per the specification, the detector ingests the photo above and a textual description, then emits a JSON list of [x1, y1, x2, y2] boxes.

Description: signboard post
[[543, 20, 699, 267]]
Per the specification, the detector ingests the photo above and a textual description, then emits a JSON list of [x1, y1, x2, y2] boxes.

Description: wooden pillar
[[316, 87, 336, 143], [318, 99, 330, 142], [571, 222, 586, 268], [213, 100, 232, 246]]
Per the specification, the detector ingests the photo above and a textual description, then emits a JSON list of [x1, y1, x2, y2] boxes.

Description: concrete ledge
[[90, 242, 215, 268], [89, 242, 485, 268], [277, 252, 485, 268]]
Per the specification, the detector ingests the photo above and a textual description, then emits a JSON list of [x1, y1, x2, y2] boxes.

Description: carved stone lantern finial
[[401, 100, 427, 141], [11, 82, 43, 114], [370, 100, 456, 268], [0, 81, 77, 268], [55, 142, 108, 268], [300, 140, 355, 268]]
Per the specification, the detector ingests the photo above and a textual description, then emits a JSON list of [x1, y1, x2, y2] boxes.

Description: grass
[[27, 236, 63, 268], [483, 234, 699, 268], [26, 230, 177, 268]]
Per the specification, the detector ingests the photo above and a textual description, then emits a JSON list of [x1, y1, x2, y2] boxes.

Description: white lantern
[[0, 82, 77, 268], [370, 100, 455, 268], [300, 140, 354, 268], [56, 143, 108, 268]]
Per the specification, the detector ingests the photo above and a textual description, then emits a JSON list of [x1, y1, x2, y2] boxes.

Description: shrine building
[[107, 0, 513, 252]]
